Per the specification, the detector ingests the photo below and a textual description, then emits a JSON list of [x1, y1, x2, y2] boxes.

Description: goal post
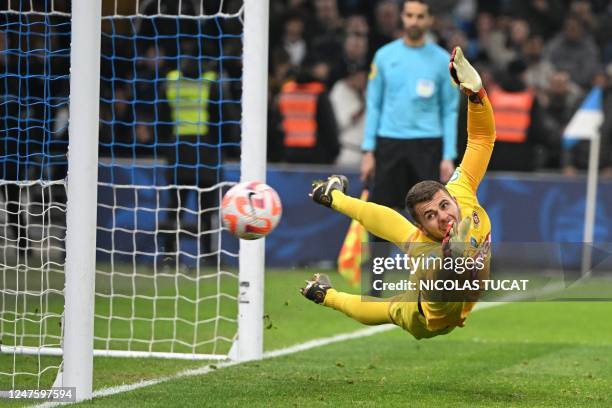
[[238, 0, 269, 362], [63, 0, 102, 400]]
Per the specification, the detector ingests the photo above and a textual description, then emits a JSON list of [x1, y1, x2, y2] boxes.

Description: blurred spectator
[[474, 12, 513, 69], [452, 0, 478, 32], [507, 19, 531, 57], [345, 12, 370, 34], [595, 1, 612, 65], [539, 71, 583, 168], [269, 47, 293, 100], [370, 0, 401, 53], [133, 110, 158, 158], [161, 56, 225, 265], [487, 17, 531, 71], [311, 0, 344, 61], [277, 57, 339, 164], [330, 62, 368, 168], [445, 27, 477, 59], [488, 59, 548, 171], [109, 83, 135, 158], [314, 0, 344, 32], [544, 14, 601, 90], [503, 0, 565, 40], [281, 10, 309, 68], [329, 14, 370, 85], [570, 0, 597, 33], [268, 48, 293, 162], [135, 45, 170, 107], [426, 0, 457, 19], [523, 35, 555, 93]]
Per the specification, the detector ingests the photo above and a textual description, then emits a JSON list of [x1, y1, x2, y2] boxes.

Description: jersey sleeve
[[440, 68, 459, 161], [447, 95, 496, 196], [362, 53, 383, 152], [330, 190, 419, 245]]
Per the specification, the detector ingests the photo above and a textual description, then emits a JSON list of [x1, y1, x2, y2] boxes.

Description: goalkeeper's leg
[[302, 274, 392, 325], [325, 289, 393, 325]]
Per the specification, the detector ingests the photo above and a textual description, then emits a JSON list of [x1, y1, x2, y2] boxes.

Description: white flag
[[563, 87, 603, 148]]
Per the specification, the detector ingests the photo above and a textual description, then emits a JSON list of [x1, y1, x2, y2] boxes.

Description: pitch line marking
[[34, 301, 508, 407]]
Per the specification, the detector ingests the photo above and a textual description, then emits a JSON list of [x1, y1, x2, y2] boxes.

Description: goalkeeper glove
[[449, 46, 486, 103], [310, 175, 349, 207], [442, 216, 473, 260]]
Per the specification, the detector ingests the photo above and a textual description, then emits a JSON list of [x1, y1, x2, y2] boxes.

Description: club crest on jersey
[[472, 210, 480, 227]]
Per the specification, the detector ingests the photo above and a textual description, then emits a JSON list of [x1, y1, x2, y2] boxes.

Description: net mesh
[[1, 0, 245, 390], [94, 0, 243, 357], [0, 1, 70, 389]]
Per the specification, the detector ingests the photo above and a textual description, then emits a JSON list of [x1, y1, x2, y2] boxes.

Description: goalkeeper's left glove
[[442, 216, 473, 260], [310, 175, 348, 207], [449, 46, 486, 103]]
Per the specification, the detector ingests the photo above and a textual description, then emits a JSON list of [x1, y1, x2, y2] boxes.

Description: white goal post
[[238, 0, 269, 362], [62, 0, 102, 400]]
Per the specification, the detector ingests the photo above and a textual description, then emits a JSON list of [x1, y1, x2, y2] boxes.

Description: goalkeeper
[[301, 47, 495, 339]]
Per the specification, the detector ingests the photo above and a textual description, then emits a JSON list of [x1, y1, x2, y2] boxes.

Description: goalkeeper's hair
[[405, 180, 451, 222]]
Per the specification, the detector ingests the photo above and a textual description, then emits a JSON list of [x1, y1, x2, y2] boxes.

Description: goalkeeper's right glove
[[310, 175, 349, 207], [449, 46, 486, 103], [442, 216, 473, 260]]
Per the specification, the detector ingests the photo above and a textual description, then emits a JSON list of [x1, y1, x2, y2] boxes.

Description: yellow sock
[[323, 289, 392, 325]]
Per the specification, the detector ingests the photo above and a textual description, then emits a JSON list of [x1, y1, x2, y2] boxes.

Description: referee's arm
[[440, 72, 460, 162], [362, 57, 384, 153]]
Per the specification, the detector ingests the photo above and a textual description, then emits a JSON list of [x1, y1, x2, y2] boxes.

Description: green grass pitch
[[2, 269, 612, 407]]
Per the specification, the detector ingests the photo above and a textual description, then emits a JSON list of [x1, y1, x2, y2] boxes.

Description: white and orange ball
[[221, 181, 282, 240]]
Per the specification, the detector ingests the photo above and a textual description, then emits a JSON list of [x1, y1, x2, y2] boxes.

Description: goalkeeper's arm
[[449, 47, 496, 193]]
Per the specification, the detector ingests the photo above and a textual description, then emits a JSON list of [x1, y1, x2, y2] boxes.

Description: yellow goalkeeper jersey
[[331, 95, 496, 336]]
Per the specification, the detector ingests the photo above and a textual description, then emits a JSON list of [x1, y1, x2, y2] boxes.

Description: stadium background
[[92, 0, 612, 267]]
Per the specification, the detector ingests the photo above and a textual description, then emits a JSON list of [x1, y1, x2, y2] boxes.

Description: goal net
[[94, 0, 243, 360], [1, 0, 266, 395], [0, 1, 71, 391]]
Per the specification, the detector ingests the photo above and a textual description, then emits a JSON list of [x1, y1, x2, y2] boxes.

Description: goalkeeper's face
[[413, 190, 460, 241]]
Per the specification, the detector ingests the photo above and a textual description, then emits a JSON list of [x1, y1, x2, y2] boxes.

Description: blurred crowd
[[266, 0, 612, 175]]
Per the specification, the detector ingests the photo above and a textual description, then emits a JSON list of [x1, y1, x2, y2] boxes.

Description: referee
[[361, 0, 459, 296]]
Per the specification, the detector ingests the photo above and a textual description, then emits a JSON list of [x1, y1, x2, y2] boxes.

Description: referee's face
[[414, 190, 460, 241], [401, 1, 431, 42]]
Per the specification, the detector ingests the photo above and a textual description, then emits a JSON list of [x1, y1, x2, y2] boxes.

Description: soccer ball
[[221, 181, 282, 240]]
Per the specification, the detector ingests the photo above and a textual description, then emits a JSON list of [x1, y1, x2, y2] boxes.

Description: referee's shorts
[[371, 137, 442, 209]]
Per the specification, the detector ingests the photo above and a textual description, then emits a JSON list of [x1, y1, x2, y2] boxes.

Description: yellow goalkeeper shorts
[[388, 294, 455, 340]]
